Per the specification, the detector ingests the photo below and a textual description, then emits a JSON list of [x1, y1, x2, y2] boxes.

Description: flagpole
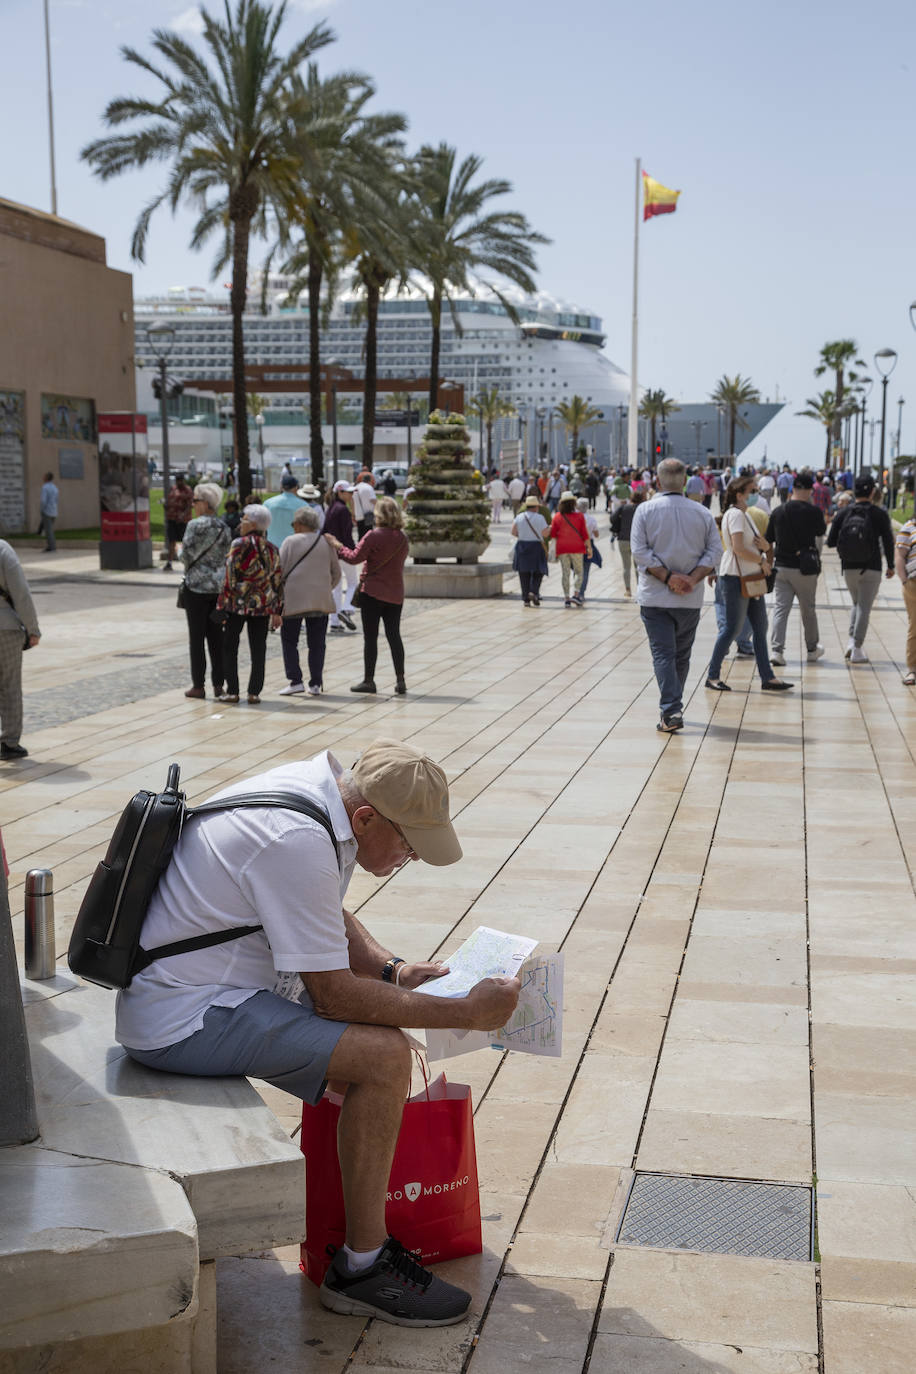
[[43, 0, 58, 216], [627, 158, 640, 471]]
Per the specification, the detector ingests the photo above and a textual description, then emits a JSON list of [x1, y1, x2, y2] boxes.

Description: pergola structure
[[182, 363, 464, 414]]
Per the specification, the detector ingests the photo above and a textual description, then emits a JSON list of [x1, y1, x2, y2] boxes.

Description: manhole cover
[[616, 1173, 812, 1262]]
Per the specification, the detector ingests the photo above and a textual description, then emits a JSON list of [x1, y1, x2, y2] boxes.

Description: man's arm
[[895, 543, 908, 583], [878, 509, 895, 569], [826, 508, 841, 548], [302, 967, 520, 1032], [0, 546, 40, 637], [629, 507, 667, 579]]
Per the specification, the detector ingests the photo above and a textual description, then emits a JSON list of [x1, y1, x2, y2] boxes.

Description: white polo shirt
[[115, 752, 357, 1051]]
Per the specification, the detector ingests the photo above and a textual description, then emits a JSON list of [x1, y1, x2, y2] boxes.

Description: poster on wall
[[0, 388, 26, 534], [41, 393, 96, 443]]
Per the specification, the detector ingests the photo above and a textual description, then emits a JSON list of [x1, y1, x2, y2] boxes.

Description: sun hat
[[524, 495, 540, 508], [297, 484, 321, 500], [352, 737, 462, 867], [334, 480, 354, 493]]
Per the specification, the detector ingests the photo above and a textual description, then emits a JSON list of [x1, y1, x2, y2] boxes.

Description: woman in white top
[[510, 495, 549, 606], [706, 476, 793, 694]]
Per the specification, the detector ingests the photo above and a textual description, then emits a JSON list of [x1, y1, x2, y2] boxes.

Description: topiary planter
[[405, 411, 491, 565]]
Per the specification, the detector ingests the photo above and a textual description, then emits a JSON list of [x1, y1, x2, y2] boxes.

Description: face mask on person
[[746, 493, 759, 506]]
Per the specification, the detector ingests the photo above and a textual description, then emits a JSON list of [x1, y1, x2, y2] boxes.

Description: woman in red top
[[547, 492, 590, 606], [330, 496, 409, 695]]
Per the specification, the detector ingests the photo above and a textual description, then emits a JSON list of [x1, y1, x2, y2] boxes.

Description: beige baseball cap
[[352, 738, 462, 867]]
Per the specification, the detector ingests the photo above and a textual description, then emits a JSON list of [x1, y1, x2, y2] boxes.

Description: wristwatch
[[381, 957, 405, 983], [663, 570, 672, 584]]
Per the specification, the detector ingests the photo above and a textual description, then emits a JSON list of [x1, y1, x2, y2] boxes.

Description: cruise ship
[[133, 277, 632, 475]]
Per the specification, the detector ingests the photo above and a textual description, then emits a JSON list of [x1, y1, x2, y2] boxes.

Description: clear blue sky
[[4, 0, 916, 462]]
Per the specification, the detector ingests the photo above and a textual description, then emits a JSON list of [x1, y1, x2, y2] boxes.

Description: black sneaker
[[657, 711, 684, 733], [339, 610, 357, 631], [1, 742, 28, 759], [319, 1238, 471, 1327]]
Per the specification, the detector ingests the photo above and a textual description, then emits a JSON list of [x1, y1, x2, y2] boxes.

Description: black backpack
[[836, 504, 876, 566], [68, 763, 337, 990]]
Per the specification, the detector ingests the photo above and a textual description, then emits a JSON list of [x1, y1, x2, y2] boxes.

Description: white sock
[[343, 1242, 384, 1273]]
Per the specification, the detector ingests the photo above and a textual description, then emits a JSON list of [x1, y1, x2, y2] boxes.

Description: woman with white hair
[[180, 483, 231, 699], [271, 507, 340, 696], [215, 503, 283, 704]]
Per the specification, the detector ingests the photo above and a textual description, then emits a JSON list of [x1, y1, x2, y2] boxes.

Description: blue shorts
[[123, 987, 350, 1106]]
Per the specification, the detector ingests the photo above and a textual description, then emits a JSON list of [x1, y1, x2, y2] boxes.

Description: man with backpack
[[827, 475, 895, 663], [111, 738, 519, 1328], [765, 469, 826, 665]]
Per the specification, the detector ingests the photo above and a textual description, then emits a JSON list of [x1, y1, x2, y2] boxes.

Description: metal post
[[879, 375, 889, 497], [406, 391, 412, 469], [43, 0, 57, 216], [0, 872, 39, 1145], [627, 157, 641, 480], [158, 355, 172, 501], [25, 870, 55, 980], [331, 382, 339, 486]]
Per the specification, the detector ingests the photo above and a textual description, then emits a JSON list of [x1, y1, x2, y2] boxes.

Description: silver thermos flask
[[25, 869, 55, 980]]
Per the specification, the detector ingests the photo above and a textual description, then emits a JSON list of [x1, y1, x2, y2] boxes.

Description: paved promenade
[[4, 526, 914, 1373]]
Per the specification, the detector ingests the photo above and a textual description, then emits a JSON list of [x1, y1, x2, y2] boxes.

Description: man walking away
[[40, 472, 58, 552], [776, 467, 793, 505], [0, 540, 41, 759], [766, 469, 826, 665], [896, 512, 916, 686], [631, 459, 721, 732], [352, 472, 377, 539], [507, 472, 526, 515], [827, 475, 895, 663]]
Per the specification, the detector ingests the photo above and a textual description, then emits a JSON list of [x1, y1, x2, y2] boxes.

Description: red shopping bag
[[299, 1072, 482, 1285]]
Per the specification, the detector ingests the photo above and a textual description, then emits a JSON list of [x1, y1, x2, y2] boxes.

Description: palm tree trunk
[[230, 216, 252, 501], [486, 419, 493, 469], [729, 407, 737, 457], [650, 417, 656, 459], [361, 278, 381, 471], [428, 291, 442, 411], [824, 427, 831, 465], [572, 426, 579, 462], [307, 250, 324, 488], [833, 367, 843, 444]]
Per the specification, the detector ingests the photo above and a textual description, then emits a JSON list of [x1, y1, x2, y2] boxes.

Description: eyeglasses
[[379, 812, 418, 864]]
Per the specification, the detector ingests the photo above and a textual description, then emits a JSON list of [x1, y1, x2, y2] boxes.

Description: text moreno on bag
[[388, 1174, 471, 1203]]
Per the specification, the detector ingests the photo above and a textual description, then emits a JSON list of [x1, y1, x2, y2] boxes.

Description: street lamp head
[[255, 413, 264, 427], [146, 321, 176, 357], [909, 301, 916, 331], [874, 347, 897, 379]]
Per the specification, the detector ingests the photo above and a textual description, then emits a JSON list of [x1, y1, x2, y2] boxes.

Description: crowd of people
[[176, 468, 409, 705], [497, 455, 914, 733]]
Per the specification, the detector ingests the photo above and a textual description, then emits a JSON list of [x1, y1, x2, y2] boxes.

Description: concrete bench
[[0, 974, 306, 1373]]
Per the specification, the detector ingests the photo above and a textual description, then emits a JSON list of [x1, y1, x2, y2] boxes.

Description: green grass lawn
[[14, 487, 282, 543]]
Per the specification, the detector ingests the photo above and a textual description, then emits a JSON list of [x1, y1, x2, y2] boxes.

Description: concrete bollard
[[25, 869, 55, 980]]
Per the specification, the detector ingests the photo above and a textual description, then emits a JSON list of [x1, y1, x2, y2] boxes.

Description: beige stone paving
[[5, 540, 916, 1371]]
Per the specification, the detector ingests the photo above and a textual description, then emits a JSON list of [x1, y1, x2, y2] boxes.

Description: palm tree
[[555, 395, 603, 463], [467, 386, 515, 470], [797, 389, 855, 465], [815, 340, 867, 455], [638, 388, 681, 460], [709, 374, 762, 457], [407, 143, 549, 409], [279, 69, 406, 484], [82, 1, 335, 502]]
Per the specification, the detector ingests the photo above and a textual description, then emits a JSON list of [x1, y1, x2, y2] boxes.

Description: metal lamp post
[[146, 323, 176, 565], [255, 412, 265, 478], [857, 377, 873, 476], [874, 348, 898, 505]]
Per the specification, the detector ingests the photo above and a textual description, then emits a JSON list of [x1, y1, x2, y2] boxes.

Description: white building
[[134, 277, 632, 476]]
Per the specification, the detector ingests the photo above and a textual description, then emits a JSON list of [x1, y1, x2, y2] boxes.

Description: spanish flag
[[643, 171, 680, 221]]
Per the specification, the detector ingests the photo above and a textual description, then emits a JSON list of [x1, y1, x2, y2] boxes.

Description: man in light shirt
[[631, 458, 721, 733]]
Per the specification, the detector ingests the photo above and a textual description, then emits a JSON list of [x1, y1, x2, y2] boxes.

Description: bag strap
[[136, 794, 339, 971], [281, 533, 322, 584], [560, 512, 588, 545]]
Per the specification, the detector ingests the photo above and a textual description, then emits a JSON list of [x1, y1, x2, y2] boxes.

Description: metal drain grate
[[616, 1173, 812, 1262]]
